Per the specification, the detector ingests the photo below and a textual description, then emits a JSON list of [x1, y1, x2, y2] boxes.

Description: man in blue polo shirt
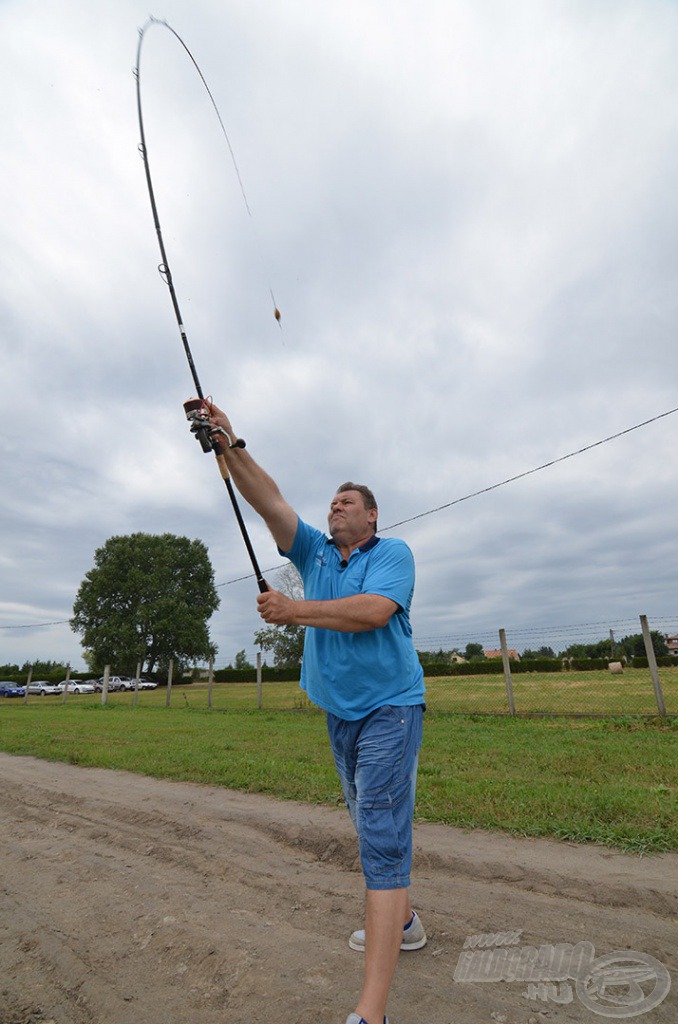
[[207, 401, 426, 1024]]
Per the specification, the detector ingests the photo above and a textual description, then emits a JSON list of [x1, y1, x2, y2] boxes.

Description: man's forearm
[[208, 401, 298, 552], [216, 444, 283, 520], [258, 591, 397, 633], [295, 596, 388, 632], [208, 401, 286, 519]]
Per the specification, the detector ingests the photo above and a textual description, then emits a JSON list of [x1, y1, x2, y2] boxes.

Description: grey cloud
[[1, 0, 676, 669]]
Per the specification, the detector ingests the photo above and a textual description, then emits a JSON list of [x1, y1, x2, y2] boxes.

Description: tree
[[464, 643, 485, 661], [416, 648, 460, 665], [21, 660, 68, 676], [71, 533, 219, 674], [561, 642, 595, 660], [561, 632, 669, 661], [253, 564, 305, 668], [522, 646, 556, 660], [618, 631, 668, 660], [233, 649, 253, 670]]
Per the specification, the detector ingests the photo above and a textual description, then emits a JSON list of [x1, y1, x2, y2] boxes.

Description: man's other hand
[[257, 587, 297, 625]]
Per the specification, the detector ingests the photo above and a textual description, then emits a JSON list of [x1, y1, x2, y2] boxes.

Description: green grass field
[[423, 667, 678, 716], [1, 681, 676, 854]]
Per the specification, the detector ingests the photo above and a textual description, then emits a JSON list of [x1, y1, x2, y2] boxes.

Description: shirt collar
[[328, 534, 380, 554]]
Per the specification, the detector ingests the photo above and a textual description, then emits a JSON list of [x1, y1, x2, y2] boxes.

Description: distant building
[[484, 648, 520, 661], [665, 634, 678, 657]]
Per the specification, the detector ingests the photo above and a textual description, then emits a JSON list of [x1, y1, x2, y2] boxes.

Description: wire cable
[[0, 620, 71, 630], [383, 404, 678, 532], [215, 404, 678, 585]]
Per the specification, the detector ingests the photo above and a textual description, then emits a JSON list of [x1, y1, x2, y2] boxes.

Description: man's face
[[328, 490, 377, 544]]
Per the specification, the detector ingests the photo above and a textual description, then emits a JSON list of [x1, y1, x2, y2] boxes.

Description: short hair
[[335, 482, 378, 533]]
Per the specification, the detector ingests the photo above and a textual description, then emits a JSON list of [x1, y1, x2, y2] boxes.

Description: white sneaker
[[344, 1016, 389, 1024], [348, 910, 427, 952]]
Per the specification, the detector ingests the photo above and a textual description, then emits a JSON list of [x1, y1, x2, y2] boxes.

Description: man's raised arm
[[206, 401, 298, 554]]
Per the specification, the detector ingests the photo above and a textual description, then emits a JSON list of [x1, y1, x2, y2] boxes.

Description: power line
[[0, 620, 70, 630], [383, 405, 678, 532], [415, 616, 677, 649], [5, 407, 676, 620], [216, 404, 678, 586]]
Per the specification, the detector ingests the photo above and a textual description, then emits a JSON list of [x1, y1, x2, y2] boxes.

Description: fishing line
[[134, 16, 271, 592], [136, 17, 280, 325]]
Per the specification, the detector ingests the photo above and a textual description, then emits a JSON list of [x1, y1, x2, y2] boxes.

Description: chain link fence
[[8, 616, 677, 718], [9, 665, 677, 716]]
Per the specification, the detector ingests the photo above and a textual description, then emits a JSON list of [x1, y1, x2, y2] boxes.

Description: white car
[[117, 676, 137, 691], [27, 680, 61, 696], [57, 680, 96, 695], [137, 678, 158, 690], [97, 675, 131, 692]]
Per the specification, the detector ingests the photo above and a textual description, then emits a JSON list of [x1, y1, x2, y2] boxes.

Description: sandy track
[[0, 752, 675, 1024]]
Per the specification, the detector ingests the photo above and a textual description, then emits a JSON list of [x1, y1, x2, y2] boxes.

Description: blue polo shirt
[[283, 517, 425, 720]]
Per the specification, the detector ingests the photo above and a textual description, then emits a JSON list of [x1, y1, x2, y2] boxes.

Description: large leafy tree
[[71, 533, 219, 674]]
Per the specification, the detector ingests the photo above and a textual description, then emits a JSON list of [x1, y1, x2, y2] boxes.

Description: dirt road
[[0, 752, 675, 1024]]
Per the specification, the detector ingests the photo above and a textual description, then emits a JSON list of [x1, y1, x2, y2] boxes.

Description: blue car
[[0, 681, 26, 698]]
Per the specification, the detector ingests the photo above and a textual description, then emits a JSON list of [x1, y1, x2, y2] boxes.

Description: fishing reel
[[183, 399, 247, 454]]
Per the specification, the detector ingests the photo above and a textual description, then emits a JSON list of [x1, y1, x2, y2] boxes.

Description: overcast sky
[[1, 0, 677, 671]]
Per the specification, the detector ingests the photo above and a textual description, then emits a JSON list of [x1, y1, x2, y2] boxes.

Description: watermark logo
[[454, 931, 671, 1018]]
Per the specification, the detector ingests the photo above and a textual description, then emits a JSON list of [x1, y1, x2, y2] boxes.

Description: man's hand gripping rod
[[184, 399, 268, 594]]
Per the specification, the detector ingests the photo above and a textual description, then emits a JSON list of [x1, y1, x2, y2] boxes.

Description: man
[[207, 401, 426, 1024]]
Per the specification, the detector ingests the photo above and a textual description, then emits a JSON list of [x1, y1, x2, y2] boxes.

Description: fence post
[[101, 664, 110, 705], [207, 657, 214, 709], [257, 652, 263, 710], [61, 666, 72, 704], [23, 666, 32, 704], [133, 661, 141, 707], [165, 659, 174, 708], [499, 629, 516, 716], [640, 614, 667, 716]]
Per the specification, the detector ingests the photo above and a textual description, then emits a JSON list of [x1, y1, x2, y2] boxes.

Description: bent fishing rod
[[134, 17, 268, 593]]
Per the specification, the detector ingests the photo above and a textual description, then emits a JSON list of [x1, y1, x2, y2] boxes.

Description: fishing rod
[[134, 17, 268, 593]]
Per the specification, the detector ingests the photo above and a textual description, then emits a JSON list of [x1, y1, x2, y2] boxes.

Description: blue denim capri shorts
[[326, 703, 424, 890]]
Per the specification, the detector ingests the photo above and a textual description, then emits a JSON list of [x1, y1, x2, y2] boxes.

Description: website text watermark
[[454, 930, 671, 1018]]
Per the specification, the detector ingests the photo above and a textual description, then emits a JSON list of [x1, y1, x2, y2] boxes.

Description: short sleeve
[[362, 539, 415, 612]]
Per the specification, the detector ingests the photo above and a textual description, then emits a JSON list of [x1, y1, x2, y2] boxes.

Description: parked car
[[0, 681, 25, 698], [96, 675, 134, 692], [137, 678, 158, 690], [57, 680, 96, 695], [27, 680, 62, 696]]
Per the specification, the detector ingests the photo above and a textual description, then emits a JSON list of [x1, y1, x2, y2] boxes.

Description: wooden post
[[640, 615, 667, 716], [101, 664, 110, 705], [23, 666, 32, 704], [257, 652, 263, 710], [165, 659, 174, 708], [499, 629, 516, 716], [61, 666, 72, 704], [133, 661, 141, 707], [207, 657, 214, 709]]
